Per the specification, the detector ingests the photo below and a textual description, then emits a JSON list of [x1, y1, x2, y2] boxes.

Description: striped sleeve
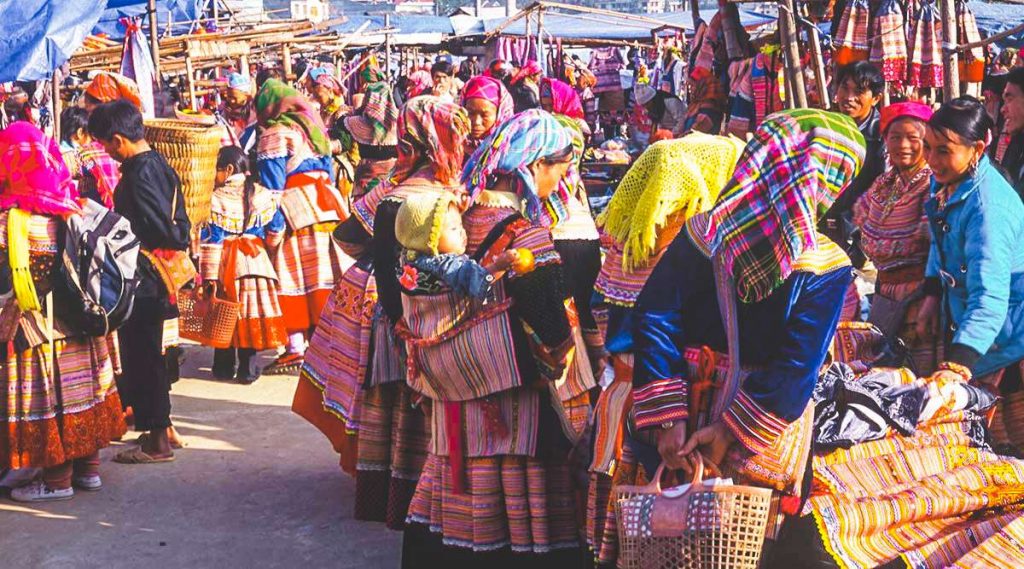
[[722, 388, 788, 455], [632, 377, 688, 429]]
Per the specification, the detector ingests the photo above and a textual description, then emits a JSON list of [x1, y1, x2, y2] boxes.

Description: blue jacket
[[925, 156, 1024, 376]]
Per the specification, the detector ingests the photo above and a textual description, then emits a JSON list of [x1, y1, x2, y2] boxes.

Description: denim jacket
[[925, 155, 1024, 376]]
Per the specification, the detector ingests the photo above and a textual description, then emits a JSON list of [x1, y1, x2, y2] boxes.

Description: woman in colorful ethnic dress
[[255, 79, 350, 374], [916, 97, 1024, 456], [600, 110, 863, 564], [338, 82, 400, 202], [294, 97, 470, 529], [460, 75, 514, 155], [401, 109, 585, 568], [585, 133, 745, 565], [0, 123, 126, 502], [854, 101, 943, 375]]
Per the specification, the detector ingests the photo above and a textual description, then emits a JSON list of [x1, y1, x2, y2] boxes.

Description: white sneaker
[[10, 480, 74, 502], [72, 474, 103, 491]]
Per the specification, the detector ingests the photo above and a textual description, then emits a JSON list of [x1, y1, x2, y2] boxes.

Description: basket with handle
[[178, 283, 239, 349], [143, 119, 222, 225], [614, 454, 772, 569]]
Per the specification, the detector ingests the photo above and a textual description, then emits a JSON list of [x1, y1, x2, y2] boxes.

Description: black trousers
[[212, 347, 260, 381], [117, 295, 172, 431]]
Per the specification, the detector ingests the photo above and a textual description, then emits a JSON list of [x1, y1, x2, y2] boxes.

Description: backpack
[[52, 199, 140, 337]]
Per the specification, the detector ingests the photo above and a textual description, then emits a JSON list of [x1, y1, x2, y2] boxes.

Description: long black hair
[[929, 96, 994, 146], [216, 145, 255, 227]]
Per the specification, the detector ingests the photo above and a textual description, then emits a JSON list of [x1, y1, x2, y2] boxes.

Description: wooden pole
[[778, 0, 808, 108], [385, 13, 392, 80], [282, 43, 293, 83], [939, 0, 960, 100], [51, 70, 62, 140], [149, 0, 162, 88], [799, 2, 830, 109], [185, 56, 197, 111]]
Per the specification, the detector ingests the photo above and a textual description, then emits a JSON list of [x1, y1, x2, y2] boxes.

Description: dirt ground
[[0, 346, 401, 569]]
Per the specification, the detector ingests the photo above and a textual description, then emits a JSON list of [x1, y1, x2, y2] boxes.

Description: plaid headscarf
[[344, 81, 399, 147], [255, 79, 331, 156], [406, 70, 434, 99], [461, 75, 515, 130], [541, 78, 585, 120], [463, 109, 574, 226], [706, 109, 866, 303], [393, 96, 471, 187]]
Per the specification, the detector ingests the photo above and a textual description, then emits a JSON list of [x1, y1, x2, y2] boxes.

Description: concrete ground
[[0, 346, 401, 569]]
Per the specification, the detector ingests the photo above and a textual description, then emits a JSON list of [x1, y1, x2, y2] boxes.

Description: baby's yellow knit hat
[[395, 190, 457, 255]]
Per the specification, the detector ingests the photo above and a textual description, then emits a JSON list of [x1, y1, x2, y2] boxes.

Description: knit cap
[[395, 190, 458, 255]]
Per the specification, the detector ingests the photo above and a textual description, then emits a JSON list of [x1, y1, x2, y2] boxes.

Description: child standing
[[200, 146, 287, 383]]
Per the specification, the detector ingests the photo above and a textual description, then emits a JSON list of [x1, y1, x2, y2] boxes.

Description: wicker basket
[[615, 456, 772, 569], [144, 119, 222, 225], [178, 284, 239, 349]]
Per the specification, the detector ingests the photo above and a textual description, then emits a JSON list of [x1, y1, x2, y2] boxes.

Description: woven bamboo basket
[[615, 457, 772, 569], [144, 119, 222, 225], [178, 284, 239, 349]]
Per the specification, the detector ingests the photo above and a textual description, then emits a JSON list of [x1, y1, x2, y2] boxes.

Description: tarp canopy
[[0, 0, 107, 82], [476, 8, 776, 41], [93, 0, 202, 40]]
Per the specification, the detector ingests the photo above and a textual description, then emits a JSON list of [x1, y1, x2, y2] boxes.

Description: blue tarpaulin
[[0, 0, 107, 82], [93, 0, 201, 40]]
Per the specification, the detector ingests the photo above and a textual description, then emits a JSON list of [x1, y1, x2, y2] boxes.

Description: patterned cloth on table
[[907, 0, 944, 88], [869, 0, 908, 87], [707, 109, 866, 303], [809, 389, 1024, 569], [957, 0, 986, 83], [834, 0, 871, 65]]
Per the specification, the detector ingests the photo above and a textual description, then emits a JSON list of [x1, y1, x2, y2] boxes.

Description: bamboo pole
[[51, 70, 61, 140], [385, 13, 392, 80], [282, 43, 293, 83], [185, 56, 197, 110], [799, 2, 829, 109], [958, 22, 1024, 53], [149, 0, 161, 87], [778, 0, 808, 108], [939, 0, 959, 100]]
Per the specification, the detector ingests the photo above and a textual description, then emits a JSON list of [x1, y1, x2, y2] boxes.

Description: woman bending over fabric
[[915, 97, 1024, 456], [255, 79, 351, 374], [854, 102, 943, 375], [461, 75, 514, 156], [611, 110, 863, 564], [585, 133, 745, 565], [0, 123, 126, 502], [294, 97, 470, 529], [401, 110, 588, 568]]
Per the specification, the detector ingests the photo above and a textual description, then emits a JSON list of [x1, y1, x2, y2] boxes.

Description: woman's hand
[[654, 422, 689, 471], [680, 421, 735, 477], [915, 295, 941, 342]]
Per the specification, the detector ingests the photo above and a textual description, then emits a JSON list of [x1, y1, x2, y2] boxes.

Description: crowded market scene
[[2, 0, 1024, 567]]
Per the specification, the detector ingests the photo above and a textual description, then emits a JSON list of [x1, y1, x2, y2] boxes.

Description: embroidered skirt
[[354, 382, 431, 529], [276, 222, 353, 333], [232, 276, 286, 350], [0, 335, 127, 468]]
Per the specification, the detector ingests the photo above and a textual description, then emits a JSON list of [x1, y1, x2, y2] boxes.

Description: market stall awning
[[93, 0, 202, 40], [0, 0, 106, 82]]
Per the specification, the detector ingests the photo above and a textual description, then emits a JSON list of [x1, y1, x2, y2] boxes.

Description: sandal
[[113, 447, 175, 464], [263, 353, 304, 375], [135, 433, 185, 450]]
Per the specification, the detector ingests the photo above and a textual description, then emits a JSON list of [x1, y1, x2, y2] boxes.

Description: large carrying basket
[[178, 284, 239, 349], [144, 119, 222, 225], [615, 456, 772, 569]]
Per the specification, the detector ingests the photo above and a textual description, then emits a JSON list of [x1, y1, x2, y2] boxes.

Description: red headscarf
[[0, 123, 81, 216], [540, 78, 585, 120], [880, 101, 933, 134], [461, 76, 515, 126], [512, 60, 543, 85], [85, 72, 142, 108]]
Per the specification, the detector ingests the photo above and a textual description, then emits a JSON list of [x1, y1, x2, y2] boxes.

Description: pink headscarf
[[0, 123, 80, 216], [541, 78, 585, 120], [461, 75, 515, 126], [512, 60, 543, 85], [407, 70, 434, 99], [880, 101, 933, 134]]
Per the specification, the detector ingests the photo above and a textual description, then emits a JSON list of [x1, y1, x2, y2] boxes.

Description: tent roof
[[0, 0, 106, 82]]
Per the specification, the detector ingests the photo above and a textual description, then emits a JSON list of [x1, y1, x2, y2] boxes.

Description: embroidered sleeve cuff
[[722, 389, 790, 455], [633, 378, 688, 430]]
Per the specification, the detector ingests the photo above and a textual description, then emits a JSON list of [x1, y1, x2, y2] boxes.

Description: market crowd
[[1, 35, 1024, 569]]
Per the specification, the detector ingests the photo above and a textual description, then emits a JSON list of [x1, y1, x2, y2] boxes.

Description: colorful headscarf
[[461, 76, 514, 130], [358, 56, 387, 89], [393, 96, 471, 187], [540, 78, 584, 120], [463, 109, 574, 226], [406, 70, 434, 99], [512, 60, 543, 85], [0, 123, 81, 216], [255, 79, 332, 156], [85, 72, 142, 108], [311, 68, 345, 95], [227, 72, 252, 93], [707, 109, 865, 303], [600, 133, 745, 270], [879, 101, 933, 134], [343, 81, 399, 147]]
